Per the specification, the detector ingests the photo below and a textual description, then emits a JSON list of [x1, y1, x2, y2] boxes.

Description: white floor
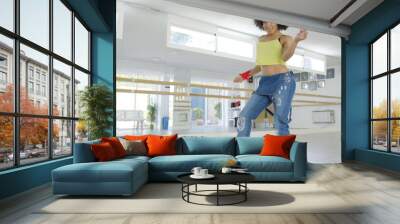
[[117, 127, 342, 164]]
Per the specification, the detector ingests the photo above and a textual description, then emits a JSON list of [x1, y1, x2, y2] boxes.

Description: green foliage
[[192, 107, 203, 120], [147, 104, 157, 130], [214, 102, 222, 119], [79, 84, 113, 140]]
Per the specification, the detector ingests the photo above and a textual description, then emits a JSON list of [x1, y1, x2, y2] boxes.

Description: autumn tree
[[372, 99, 400, 142], [0, 85, 60, 152]]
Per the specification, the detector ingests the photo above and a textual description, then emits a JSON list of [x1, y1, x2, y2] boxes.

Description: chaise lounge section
[[52, 136, 307, 196]]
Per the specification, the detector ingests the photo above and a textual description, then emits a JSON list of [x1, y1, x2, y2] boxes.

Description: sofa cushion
[[91, 142, 118, 161], [260, 134, 296, 159], [101, 137, 127, 158], [236, 155, 293, 172], [124, 135, 149, 142], [149, 154, 235, 172], [119, 138, 147, 156], [53, 158, 147, 183], [236, 137, 263, 155], [147, 134, 178, 157], [179, 136, 236, 155]]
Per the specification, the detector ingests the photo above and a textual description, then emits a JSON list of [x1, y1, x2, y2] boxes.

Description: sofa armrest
[[289, 142, 307, 181], [73, 140, 100, 163]]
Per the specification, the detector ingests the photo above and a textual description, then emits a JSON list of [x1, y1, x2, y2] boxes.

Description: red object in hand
[[240, 70, 251, 80]]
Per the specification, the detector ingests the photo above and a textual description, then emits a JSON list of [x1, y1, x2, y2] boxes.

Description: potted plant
[[192, 107, 204, 125], [79, 84, 113, 140], [147, 104, 157, 130]]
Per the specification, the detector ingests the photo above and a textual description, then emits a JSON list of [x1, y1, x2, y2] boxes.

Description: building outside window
[[0, 0, 92, 170], [28, 81, 34, 94], [28, 66, 34, 80]]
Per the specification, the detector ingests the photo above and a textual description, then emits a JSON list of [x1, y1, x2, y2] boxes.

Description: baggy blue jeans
[[237, 71, 296, 137]]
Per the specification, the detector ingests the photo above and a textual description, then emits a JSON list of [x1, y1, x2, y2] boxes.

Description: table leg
[[195, 184, 198, 192], [245, 183, 247, 201], [217, 184, 219, 206]]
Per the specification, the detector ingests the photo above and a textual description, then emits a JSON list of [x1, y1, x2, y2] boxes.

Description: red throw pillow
[[124, 135, 149, 141], [260, 134, 296, 159], [101, 137, 127, 158], [91, 142, 117, 161], [146, 134, 178, 157]]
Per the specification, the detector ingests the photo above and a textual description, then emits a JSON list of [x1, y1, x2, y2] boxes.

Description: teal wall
[[343, 0, 400, 170], [0, 158, 72, 199], [0, 0, 116, 200]]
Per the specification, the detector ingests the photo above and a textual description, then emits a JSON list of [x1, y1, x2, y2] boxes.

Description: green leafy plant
[[192, 107, 203, 120], [147, 104, 157, 130], [214, 102, 221, 119], [79, 84, 113, 140]]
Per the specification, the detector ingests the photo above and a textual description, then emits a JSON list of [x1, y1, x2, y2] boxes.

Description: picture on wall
[[326, 68, 335, 79], [308, 81, 318, 91], [317, 74, 326, 80], [300, 72, 309, 81], [301, 82, 309, 90], [308, 73, 316, 80]]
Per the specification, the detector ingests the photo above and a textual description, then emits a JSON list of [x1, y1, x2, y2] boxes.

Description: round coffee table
[[177, 173, 255, 206]]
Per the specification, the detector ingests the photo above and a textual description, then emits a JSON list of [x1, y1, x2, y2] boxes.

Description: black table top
[[177, 172, 255, 185]]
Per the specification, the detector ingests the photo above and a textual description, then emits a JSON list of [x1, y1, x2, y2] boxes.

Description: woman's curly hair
[[254, 20, 288, 31]]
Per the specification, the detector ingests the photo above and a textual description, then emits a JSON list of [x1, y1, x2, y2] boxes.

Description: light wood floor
[[1, 162, 400, 224]]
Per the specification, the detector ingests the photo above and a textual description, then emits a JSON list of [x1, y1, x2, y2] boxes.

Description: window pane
[[20, 117, 49, 165], [372, 33, 387, 76], [0, 116, 13, 170], [391, 24, 400, 70], [191, 88, 206, 127], [206, 89, 223, 126], [391, 120, 400, 153], [391, 72, 400, 118], [372, 121, 388, 151], [169, 26, 216, 52], [75, 120, 88, 143], [217, 36, 253, 58], [0, 35, 14, 112], [372, 77, 387, 119], [53, 0, 72, 60], [0, 0, 14, 31], [20, 44, 49, 115], [20, 0, 49, 49], [53, 59, 72, 117], [74, 69, 89, 118], [75, 18, 89, 70], [53, 119, 72, 157]]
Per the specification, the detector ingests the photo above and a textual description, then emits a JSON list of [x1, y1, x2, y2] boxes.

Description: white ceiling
[[224, 0, 383, 25], [117, 0, 344, 80], [224, 0, 352, 23]]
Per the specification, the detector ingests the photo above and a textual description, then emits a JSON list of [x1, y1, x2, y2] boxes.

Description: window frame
[[370, 19, 400, 154], [0, 0, 92, 171]]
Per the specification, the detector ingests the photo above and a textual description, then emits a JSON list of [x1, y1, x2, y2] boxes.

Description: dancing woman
[[234, 20, 308, 136]]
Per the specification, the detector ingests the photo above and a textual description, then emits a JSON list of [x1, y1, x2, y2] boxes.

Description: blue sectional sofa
[[52, 136, 307, 196]]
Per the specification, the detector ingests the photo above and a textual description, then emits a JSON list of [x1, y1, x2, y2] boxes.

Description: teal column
[[91, 32, 116, 136]]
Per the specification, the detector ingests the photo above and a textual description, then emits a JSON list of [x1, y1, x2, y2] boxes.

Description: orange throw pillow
[[101, 137, 127, 158], [260, 134, 296, 159], [146, 134, 178, 157], [91, 142, 117, 162], [124, 135, 149, 141]]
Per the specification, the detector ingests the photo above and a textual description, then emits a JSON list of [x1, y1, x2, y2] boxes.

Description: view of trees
[[372, 99, 400, 146], [0, 85, 60, 153]]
